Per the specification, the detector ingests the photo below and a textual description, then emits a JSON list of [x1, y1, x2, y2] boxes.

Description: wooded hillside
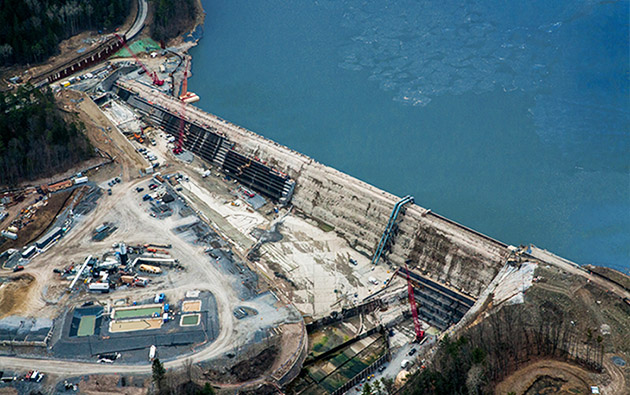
[[0, 86, 92, 185], [150, 0, 196, 42], [0, 0, 130, 66], [404, 302, 606, 394]]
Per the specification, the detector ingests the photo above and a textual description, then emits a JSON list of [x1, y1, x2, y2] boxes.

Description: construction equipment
[[404, 260, 424, 342], [179, 56, 189, 99], [113, 34, 164, 86], [173, 57, 190, 155], [236, 160, 252, 176]]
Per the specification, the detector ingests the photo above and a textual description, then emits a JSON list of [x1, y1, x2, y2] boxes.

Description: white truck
[[149, 345, 157, 361]]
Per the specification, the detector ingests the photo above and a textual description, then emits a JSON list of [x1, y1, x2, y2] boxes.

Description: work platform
[[113, 80, 296, 204], [398, 269, 476, 330]]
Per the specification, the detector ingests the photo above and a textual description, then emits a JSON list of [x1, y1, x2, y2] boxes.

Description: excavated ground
[[0, 274, 36, 318]]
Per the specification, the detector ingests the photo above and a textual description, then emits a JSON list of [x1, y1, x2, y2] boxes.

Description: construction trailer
[[36, 227, 63, 249], [1, 230, 17, 240], [21, 245, 37, 258]]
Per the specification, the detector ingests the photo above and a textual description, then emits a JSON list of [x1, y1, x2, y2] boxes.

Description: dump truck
[[134, 277, 149, 287], [121, 275, 136, 284], [139, 264, 162, 274]]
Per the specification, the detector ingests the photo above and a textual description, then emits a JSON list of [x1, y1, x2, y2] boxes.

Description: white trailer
[[88, 283, 110, 292], [74, 176, 88, 185]]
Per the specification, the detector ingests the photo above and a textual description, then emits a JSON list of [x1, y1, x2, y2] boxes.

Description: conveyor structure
[[371, 195, 414, 265]]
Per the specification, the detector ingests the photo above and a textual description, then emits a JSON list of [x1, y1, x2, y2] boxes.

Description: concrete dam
[[114, 79, 509, 309]]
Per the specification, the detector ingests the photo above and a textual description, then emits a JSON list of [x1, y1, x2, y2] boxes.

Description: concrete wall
[[120, 80, 508, 297]]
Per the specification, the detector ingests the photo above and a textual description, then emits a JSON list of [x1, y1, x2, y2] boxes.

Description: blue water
[[189, 0, 630, 272]]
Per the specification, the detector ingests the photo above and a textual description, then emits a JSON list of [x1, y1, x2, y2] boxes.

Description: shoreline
[[145, 1, 629, 279]]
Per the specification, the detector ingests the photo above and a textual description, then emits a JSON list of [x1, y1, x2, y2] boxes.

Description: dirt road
[[530, 246, 630, 300], [0, 176, 303, 379]]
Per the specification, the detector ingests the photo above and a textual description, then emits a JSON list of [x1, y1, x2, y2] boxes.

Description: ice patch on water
[[324, 0, 629, 160], [333, 0, 585, 109]]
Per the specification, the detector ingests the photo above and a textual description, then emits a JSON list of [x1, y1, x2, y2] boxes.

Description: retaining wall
[[118, 79, 508, 298]]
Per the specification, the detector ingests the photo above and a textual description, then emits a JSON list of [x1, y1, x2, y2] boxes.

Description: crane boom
[[180, 57, 189, 97], [173, 58, 190, 155], [113, 34, 164, 86], [404, 262, 424, 341]]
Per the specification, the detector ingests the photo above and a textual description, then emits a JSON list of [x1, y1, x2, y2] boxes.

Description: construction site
[[0, 3, 629, 394]]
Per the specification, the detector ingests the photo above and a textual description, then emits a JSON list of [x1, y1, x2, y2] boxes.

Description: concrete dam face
[[115, 79, 508, 301]]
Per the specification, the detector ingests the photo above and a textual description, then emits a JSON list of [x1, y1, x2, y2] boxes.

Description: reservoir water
[[189, 0, 629, 272]]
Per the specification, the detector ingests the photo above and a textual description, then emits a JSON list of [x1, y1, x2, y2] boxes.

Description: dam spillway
[[115, 79, 509, 299]]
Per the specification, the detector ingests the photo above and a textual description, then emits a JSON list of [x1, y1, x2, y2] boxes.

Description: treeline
[[0, 86, 92, 185], [405, 303, 605, 394], [150, 0, 196, 42], [0, 0, 130, 66]]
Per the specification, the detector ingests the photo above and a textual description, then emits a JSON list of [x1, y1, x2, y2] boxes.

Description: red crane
[[404, 261, 424, 341], [113, 34, 164, 86], [180, 56, 189, 98], [173, 57, 190, 155]]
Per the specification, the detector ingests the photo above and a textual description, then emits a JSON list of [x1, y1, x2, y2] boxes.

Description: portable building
[[22, 245, 36, 258], [1, 230, 17, 240], [74, 176, 88, 185], [36, 226, 62, 249]]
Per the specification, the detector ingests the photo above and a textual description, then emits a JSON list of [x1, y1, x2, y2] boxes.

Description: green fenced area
[[112, 38, 161, 58], [77, 315, 96, 337], [180, 314, 200, 326], [289, 334, 388, 394], [309, 316, 359, 356], [113, 305, 162, 319]]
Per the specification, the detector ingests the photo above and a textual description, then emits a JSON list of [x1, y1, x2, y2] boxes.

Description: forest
[[150, 0, 196, 42], [0, 85, 92, 185], [0, 0, 129, 66], [404, 303, 606, 394]]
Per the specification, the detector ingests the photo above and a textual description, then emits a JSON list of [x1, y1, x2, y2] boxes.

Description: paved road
[[125, 0, 148, 41]]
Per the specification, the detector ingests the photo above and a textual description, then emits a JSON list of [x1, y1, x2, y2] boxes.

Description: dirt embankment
[[0, 274, 36, 318], [78, 374, 148, 395], [585, 265, 630, 292], [204, 345, 279, 383], [0, 189, 73, 252]]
